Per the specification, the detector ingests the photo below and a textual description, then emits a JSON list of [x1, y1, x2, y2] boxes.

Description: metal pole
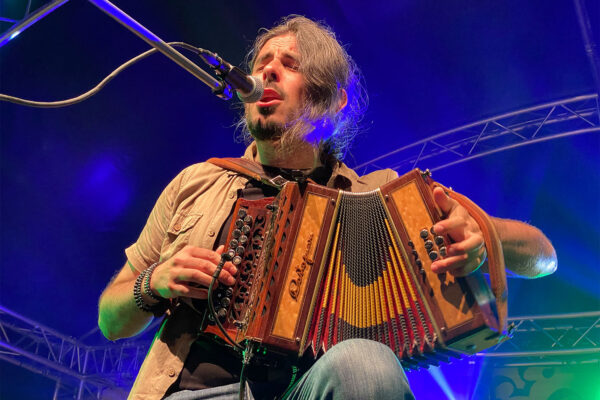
[[0, 0, 69, 48], [87, 0, 232, 100]]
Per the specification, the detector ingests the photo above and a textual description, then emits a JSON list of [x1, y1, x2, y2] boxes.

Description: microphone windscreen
[[237, 76, 264, 103]]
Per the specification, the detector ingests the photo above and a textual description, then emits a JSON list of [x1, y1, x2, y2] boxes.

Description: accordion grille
[[310, 190, 436, 361]]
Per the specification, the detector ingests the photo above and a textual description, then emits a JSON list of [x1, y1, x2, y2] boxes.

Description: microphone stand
[[88, 0, 233, 100]]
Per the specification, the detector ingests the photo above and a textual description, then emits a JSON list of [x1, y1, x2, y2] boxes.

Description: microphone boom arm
[[88, 0, 233, 100]]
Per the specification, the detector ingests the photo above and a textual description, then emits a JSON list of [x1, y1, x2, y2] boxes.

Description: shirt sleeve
[[125, 168, 188, 272]]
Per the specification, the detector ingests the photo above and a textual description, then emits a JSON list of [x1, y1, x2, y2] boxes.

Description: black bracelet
[[133, 263, 169, 315], [133, 269, 153, 312], [143, 262, 163, 302]]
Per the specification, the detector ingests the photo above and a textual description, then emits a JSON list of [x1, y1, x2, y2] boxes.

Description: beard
[[246, 107, 285, 141], [246, 109, 325, 161]]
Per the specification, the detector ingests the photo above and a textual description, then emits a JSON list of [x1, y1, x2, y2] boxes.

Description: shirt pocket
[[162, 213, 204, 260], [167, 213, 203, 237]]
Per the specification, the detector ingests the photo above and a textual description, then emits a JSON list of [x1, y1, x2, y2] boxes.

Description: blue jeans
[[164, 339, 415, 400]]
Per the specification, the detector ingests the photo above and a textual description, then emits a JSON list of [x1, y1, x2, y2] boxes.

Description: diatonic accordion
[[203, 169, 508, 368]]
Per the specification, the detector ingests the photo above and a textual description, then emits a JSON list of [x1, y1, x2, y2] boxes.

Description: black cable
[[238, 341, 255, 400], [207, 253, 244, 351], [0, 42, 209, 108]]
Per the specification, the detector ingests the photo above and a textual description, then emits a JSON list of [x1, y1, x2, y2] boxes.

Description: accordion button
[[233, 256, 242, 265], [217, 308, 228, 319], [230, 239, 239, 248], [411, 249, 418, 258], [244, 215, 253, 225], [424, 240, 434, 250], [235, 219, 244, 228], [232, 229, 242, 239], [227, 249, 236, 259], [408, 240, 414, 248], [435, 236, 445, 246], [238, 209, 247, 218], [225, 288, 234, 297], [416, 259, 423, 268], [420, 229, 429, 239], [239, 235, 248, 244], [428, 251, 439, 261], [221, 297, 231, 307], [439, 247, 447, 257], [236, 246, 245, 255], [241, 225, 251, 235]]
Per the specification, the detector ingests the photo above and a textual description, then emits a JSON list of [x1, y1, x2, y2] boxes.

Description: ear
[[336, 88, 348, 113]]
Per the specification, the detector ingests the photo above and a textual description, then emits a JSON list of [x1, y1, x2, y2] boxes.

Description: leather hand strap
[[432, 182, 509, 336]]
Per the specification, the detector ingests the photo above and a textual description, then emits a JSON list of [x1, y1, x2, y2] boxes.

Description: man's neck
[[255, 138, 321, 170]]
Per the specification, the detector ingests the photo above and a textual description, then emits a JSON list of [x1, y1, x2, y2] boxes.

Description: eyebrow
[[254, 51, 300, 69]]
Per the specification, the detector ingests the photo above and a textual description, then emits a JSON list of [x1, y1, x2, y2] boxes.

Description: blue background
[[1, 0, 598, 398]]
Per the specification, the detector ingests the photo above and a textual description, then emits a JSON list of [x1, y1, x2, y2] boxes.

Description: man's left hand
[[430, 187, 486, 277]]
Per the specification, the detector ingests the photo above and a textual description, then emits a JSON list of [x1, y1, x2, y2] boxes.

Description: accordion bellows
[[203, 169, 508, 368]]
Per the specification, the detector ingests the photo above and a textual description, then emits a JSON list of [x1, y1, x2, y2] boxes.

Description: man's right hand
[[150, 245, 237, 300]]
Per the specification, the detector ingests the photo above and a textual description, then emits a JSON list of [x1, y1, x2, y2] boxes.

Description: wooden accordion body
[[203, 169, 509, 368]]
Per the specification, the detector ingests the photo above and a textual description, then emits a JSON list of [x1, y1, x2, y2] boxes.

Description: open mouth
[[257, 88, 282, 106]]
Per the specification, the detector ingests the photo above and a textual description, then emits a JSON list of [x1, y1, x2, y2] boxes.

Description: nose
[[262, 61, 281, 83]]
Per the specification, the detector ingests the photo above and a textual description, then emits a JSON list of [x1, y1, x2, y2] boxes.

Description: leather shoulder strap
[[207, 157, 284, 189]]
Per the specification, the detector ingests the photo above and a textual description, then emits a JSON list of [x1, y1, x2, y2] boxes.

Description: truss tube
[[0, 339, 86, 381], [508, 310, 600, 320], [354, 94, 598, 170], [478, 348, 600, 357], [431, 127, 600, 171], [0, 305, 80, 347], [574, 0, 600, 95]]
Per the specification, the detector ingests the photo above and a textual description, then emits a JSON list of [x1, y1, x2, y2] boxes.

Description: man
[[98, 16, 557, 400]]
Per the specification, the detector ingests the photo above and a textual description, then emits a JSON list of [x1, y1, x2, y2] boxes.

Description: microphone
[[198, 49, 264, 103]]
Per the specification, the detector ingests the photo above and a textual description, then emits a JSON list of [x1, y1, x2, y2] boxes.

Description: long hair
[[238, 16, 368, 160]]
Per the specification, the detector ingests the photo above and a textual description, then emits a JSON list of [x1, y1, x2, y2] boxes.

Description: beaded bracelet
[[133, 263, 168, 314], [133, 269, 152, 312], [143, 262, 163, 302]]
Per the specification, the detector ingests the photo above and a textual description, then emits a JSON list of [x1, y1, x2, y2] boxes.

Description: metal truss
[[1, 304, 599, 397], [478, 311, 600, 367], [355, 94, 600, 175], [0, 305, 157, 400]]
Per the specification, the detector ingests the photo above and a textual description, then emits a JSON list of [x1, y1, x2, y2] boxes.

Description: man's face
[[245, 33, 305, 140]]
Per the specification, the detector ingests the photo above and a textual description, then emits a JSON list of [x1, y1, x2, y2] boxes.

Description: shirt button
[[228, 191, 235, 199], [173, 223, 181, 231], [167, 367, 176, 377], [208, 230, 215, 237]]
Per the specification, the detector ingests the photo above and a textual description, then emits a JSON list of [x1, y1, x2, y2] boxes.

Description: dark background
[[1, 0, 598, 398]]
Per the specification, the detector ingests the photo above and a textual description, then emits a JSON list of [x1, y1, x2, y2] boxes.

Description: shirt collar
[[241, 142, 362, 190]]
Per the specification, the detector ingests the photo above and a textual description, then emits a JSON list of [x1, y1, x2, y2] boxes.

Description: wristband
[[133, 263, 169, 314], [143, 262, 163, 302]]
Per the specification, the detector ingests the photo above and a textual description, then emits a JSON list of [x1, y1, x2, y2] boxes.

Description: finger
[[173, 268, 216, 288], [433, 217, 466, 235], [431, 253, 468, 274], [445, 234, 484, 256], [221, 261, 238, 277], [172, 283, 209, 299], [433, 187, 457, 216], [216, 269, 237, 286], [214, 245, 239, 278], [186, 246, 222, 265]]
